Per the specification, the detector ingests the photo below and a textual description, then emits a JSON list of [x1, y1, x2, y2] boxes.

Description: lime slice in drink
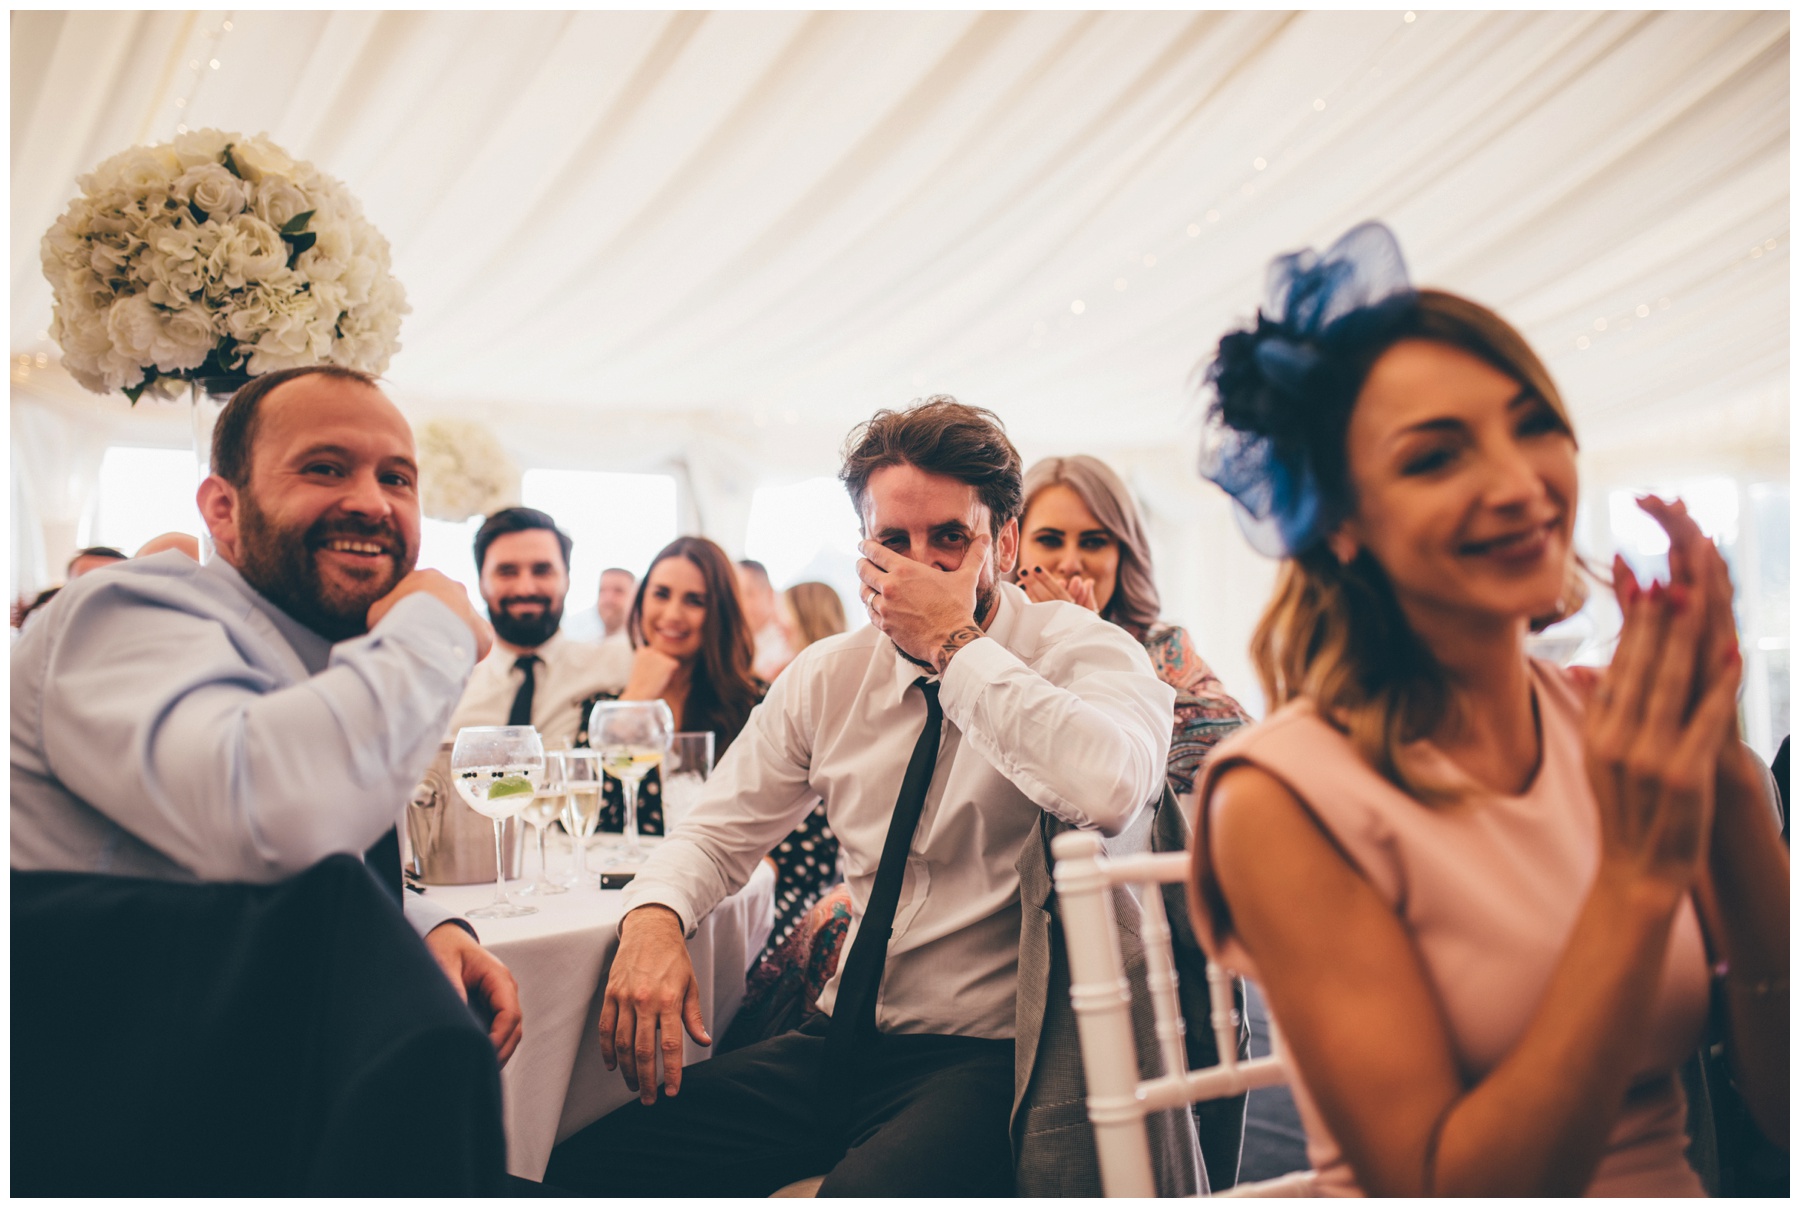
[[487, 775, 534, 799]]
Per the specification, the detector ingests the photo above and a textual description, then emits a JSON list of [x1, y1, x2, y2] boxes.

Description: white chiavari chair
[[1052, 829, 1316, 1197]]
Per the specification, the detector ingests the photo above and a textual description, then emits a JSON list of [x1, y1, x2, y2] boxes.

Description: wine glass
[[590, 700, 674, 866], [662, 730, 715, 831], [517, 750, 569, 896], [561, 747, 604, 887], [450, 725, 544, 919]]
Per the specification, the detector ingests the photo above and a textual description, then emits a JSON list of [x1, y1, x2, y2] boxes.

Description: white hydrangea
[[418, 418, 521, 524], [39, 127, 410, 401]]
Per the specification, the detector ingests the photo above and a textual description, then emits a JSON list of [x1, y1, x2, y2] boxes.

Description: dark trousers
[[546, 1013, 1015, 1197]]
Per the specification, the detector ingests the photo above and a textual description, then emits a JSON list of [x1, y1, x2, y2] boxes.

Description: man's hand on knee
[[600, 904, 712, 1104], [425, 921, 524, 1066]]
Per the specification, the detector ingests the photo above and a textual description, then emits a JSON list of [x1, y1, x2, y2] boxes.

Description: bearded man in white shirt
[[545, 398, 1174, 1196], [446, 509, 631, 746]]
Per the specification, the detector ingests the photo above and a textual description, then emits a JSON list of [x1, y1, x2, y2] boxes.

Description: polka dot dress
[[761, 801, 837, 962]]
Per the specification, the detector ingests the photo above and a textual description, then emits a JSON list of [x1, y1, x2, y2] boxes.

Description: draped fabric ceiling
[[9, 9, 1790, 696]]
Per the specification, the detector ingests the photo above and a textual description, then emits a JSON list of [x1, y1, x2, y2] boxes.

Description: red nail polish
[[1667, 584, 1689, 612]]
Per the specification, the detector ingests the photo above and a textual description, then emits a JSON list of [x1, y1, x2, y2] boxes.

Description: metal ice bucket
[[406, 742, 523, 885]]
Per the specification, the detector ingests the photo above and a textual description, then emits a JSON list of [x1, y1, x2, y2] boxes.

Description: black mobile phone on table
[[599, 871, 636, 890]]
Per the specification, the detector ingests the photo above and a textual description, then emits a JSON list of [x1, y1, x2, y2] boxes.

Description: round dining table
[[420, 840, 776, 1180]]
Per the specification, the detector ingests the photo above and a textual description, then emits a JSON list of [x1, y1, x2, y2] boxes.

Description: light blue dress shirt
[[11, 551, 477, 936]]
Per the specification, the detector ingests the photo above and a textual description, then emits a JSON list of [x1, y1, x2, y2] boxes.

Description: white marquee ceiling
[[11, 9, 1790, 477]]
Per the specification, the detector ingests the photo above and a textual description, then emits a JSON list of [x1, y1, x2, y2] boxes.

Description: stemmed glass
[[450, 725, 544, 919], [661, 731, 715, 831], [516, 750, 569, 896], [560, 748, 604, 887], [590, 700, 674, 866]]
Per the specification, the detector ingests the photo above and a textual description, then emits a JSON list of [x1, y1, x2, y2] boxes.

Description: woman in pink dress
[[1184, 223, 1787, 1196]]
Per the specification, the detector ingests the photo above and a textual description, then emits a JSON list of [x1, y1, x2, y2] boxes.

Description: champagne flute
[[590, 700, 673, 866], [451, 725, 543, 919], [517, 750, 569, 896], [561, 747, 604, 887]]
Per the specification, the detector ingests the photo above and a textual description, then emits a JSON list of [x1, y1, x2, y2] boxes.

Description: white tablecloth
[[422, 843, 775, 1180]]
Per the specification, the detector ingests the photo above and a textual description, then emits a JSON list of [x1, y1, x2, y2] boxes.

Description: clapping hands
[[1583, 495, 1744, 892]]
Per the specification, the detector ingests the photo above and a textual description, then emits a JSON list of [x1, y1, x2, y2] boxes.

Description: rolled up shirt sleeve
[[936, 623, 1174, 837], [39, 585, 476, 884]]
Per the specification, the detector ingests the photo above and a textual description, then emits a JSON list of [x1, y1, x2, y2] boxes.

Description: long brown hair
[[1248, 290, 1579, 799], [1019, 455, 1161, 642], [628, 536, 759, 753]]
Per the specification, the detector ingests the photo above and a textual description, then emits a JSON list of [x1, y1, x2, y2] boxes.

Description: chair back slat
[[1051, 828, 1317, 1198], [1138, 883, 1192, 1082], [1052, 829, 1158, 1197]]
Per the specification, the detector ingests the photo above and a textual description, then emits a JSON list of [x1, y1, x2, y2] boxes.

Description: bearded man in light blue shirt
[[11, 364, 522, 1063]]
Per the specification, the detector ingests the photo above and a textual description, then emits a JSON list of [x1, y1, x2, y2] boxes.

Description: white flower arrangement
[[418, 418, 521, 524], [39, 128, 410, 402]]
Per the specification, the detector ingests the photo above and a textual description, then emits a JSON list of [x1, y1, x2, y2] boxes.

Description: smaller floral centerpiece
[[418, 418, 521, 524], [39, 128, 409, 402]]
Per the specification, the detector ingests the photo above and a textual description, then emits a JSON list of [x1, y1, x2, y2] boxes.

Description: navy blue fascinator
[[1200, 222, 1417, 557]]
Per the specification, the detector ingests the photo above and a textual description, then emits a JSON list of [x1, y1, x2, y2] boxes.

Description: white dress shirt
[[446, 631, 632, 748], [11, 552, 476, 937], [622, 580, 1175, 1039]]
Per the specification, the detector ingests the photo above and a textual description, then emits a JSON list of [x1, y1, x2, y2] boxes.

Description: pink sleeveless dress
[[1190, 659, 1709, 1196]]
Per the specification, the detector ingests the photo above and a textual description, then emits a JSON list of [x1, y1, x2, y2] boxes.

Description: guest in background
[[11, 364, 521, 1063], [780, 580, 847, 653], [1186, 225, 1786, 1196], [1017, 454, 1250, 800], [134, 532, 201, 560], [579, 538, 836, 950], [561, 565, 636, 647], [66, 545, 127, 579], [597, 567, 636, 642], [735, 558, 795, 682], [447, 507, 631, 748]]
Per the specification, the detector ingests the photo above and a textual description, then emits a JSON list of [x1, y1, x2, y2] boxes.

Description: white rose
[[205, 215, 287, 289], [251, 178, 311, 232], [294, 220, 353, 283], [171, 128, 236, 171], [152, 304, 218, 372], [174, 163, 249, 220], [229, 134, 296, 184], [86, 145, 181, 196]]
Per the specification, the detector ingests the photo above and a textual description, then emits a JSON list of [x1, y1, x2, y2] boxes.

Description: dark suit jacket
[[12, 855, 506, 1196]]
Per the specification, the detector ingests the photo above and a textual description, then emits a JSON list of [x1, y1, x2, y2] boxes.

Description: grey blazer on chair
[[1011, 783, 1251, 1196]]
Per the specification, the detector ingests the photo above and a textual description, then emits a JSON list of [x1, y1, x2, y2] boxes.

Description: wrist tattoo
[[936, 625, 985, 673]]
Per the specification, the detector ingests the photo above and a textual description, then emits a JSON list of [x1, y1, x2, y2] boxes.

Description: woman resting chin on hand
[[1185, 224, 1787, 1197]]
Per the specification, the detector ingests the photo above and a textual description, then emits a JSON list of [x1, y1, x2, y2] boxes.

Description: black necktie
[[364, 826, 403, 906], [825, 678, 943, 1064], [507, 654, 539, 727]]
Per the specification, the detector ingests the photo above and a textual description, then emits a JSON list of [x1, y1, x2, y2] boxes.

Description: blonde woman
[[779, 580, 846, 653], [1017, 454, 1248, 799], [1186, 224, 1786, 1195]]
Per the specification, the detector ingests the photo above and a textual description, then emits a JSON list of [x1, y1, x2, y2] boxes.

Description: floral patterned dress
[[1139, 623, 1250, 796]]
